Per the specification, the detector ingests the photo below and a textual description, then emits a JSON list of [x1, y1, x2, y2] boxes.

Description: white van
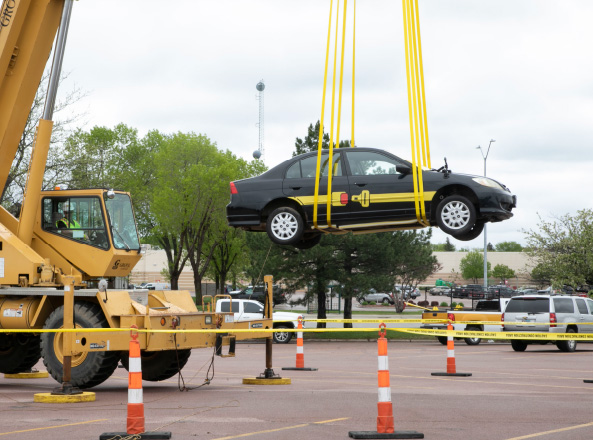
[[144, 282, 171, 291]]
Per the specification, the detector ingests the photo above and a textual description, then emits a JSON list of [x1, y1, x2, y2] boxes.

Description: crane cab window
[[42, 197, 109, 249]]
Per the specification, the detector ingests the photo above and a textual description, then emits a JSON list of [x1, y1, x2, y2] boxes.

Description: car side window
[[554, 297, 575, 313], [288, 153, 343, 179], [576, 298, 588, 314], [219, 301, 240, 313], [346, 151, 400, 176], [586, 299, 593, 315], [286, 161, 301, 178], [244, 302, 263, 313]]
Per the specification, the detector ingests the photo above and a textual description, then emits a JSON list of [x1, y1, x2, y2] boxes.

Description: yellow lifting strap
[[402, 0, 431, 226], [313, 0, 355, 230]]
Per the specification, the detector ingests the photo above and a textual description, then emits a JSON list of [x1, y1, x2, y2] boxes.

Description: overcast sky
[[57, 0, 593, 248]]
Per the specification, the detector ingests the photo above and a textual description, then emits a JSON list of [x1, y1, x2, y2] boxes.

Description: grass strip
[[303, 329, 433, 341]]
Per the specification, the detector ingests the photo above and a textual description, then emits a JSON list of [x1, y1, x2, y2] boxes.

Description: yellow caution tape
[[399, 328, 593, 340]]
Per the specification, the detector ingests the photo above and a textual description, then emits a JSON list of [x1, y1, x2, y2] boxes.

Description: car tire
[[464, 326, 481, 345], [436, 195, 477, 236], [437, 336, 448, 345], [556, 328, 577, 352], [454, 220, 485, 242], [273, 326, 293, 344], [266, 207, 305, 245], [511, 339, 528, 352], [382, 298, 390, 305], [357, 296, 366, 304]]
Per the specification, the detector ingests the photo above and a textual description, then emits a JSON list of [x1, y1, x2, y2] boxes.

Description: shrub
[[451, 302, 457, 308], [369, 301, 377, 305], [418, 300, 429, 308], [430, 301, 439, 307], [408, 300, 415, 305], [440, 301, 449, 307]]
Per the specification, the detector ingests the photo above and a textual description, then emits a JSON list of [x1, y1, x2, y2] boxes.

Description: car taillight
[[501, 313, 505, 330], [550, 312, 557, 328], [230, 182, 238, 194], [447, 313, 455, 322]]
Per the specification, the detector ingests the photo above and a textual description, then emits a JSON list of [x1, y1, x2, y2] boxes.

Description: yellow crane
[[0, 0, 273, 391]]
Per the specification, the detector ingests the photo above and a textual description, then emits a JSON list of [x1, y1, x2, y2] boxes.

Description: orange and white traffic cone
[[127, 327, 144, 434], [349, 323, 423, 439], [431, 321, 472, 377], [283, 317, 317, 371], [376, 324, 394, 433], [100, 325, 171, 440]]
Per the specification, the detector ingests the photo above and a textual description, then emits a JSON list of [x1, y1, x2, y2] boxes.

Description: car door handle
[[289, 186, 302, 190], [354, 182, 367, 187]]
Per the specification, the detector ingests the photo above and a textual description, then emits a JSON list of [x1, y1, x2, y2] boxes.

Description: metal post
[[52, 276, 82, 395], [477, 139, 495, 291], [262, 275, 278, 379]]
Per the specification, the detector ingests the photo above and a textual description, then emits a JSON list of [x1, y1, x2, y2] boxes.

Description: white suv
[[502, 294, 593, 352]]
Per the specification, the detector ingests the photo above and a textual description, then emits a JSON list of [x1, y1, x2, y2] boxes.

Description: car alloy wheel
[[266, 207, 304, 245], [436, 195, 476, 236]]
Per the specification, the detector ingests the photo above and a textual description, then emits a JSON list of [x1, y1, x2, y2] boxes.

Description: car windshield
[[505, 298, 549, 313]]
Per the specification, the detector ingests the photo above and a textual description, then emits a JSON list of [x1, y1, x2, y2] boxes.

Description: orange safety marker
[[431, 321, 472, 377], [100, 326, 171, 440], [349, 323, 423, 439], [282, 317, 317, 371]]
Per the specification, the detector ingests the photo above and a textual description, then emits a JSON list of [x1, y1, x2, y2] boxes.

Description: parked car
[[455, 284, 483, 299], [487, 285, 516, 298], [216, 298, 301, 343], [429, 286, 451, 296], [502, 294, 593, 352], [227, 147, 516, 248], [231, 285, 287, 304], [144, 282, 171, 291], [394, 285, 420, 300], [358, 289, 394, 305]]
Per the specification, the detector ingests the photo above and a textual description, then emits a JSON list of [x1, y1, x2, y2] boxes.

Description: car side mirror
[[396, 164, 412, 175]]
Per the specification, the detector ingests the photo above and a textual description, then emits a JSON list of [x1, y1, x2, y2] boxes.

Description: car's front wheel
[[436, 195, 477, 237], [454, 220, 485, 242], [266, 207, 305, 245]]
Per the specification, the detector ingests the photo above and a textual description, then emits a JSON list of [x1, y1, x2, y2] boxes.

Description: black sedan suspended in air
[[226, 147, 516, 249]]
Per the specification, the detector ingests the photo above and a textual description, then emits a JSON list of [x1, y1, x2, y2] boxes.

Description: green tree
[[491, 264, 516, 284], [529, 263, 551, 289], [495, 241, 523, 252], [524, 210, 593, 288], [293, 120, 351, 156], [64, 124, 139, 189], [432, 236, 456, 252], [460, 250, 491, 283]]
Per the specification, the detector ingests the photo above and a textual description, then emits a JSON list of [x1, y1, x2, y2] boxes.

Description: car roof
[[249, 147, 412, 181]]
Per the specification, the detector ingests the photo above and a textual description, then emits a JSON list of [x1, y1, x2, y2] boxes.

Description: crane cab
[[33, 188, 142, 284]]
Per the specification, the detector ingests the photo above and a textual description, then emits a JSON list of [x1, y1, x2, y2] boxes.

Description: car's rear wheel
[[266, 207, 304, 245], [437, 336, 448, 345], [557, 328, 577, 352], [381, 298, 390, 305], [436, 195, 476, 237], [273, 326, 293, 343], [464, 325, 482, 345], [511, 339, 528, 352]]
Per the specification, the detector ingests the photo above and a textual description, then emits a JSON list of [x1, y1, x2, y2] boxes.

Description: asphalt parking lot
[[2, 338, 593, 440]]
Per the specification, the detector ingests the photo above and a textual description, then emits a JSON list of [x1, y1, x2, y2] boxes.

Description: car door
[[241, 301, 265, 321], [282, 151, 351, 227], [578, 298, 593, 333], [342, 149, 417, 225]]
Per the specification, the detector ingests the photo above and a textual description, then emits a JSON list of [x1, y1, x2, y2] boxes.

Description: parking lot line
[[0, 419, 108, 437], [212, 417, 349, 440], [505, 421, 593, 440]]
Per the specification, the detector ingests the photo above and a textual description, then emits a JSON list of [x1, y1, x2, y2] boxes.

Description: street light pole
[[476, 139, 495, 291]]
